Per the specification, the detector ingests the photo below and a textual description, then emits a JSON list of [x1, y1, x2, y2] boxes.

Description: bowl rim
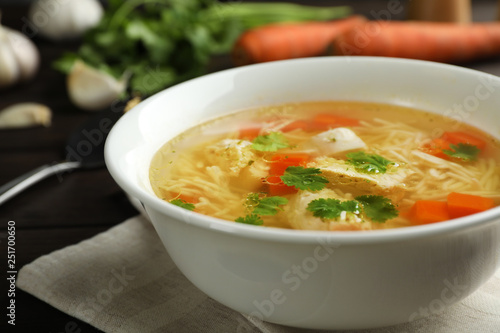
[[105, 56, 500, 245]]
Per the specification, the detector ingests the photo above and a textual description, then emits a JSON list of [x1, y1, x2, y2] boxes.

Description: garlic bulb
[[28, 0, 103, 41], [0, 103, 52, 129], [67, 60, 128, 111], [0, 22, 40, 89]]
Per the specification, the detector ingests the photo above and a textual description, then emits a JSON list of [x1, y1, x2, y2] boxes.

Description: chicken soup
[[149, 101, 500, 231]]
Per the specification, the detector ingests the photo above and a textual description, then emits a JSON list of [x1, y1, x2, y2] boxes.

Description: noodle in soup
[[149, 101, 500, 231]]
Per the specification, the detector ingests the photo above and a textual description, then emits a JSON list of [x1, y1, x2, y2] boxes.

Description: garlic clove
[[68, 0, 104, 38], [0, 15, 40, 89], [28, 0, 103, 41], [124, 96, 142, 113], [0, 103, 52, 129], [4, 27, 40, 81], [67, 60, 128, 111], [0, 24, 21, 88], [0, 41, 20, 88]]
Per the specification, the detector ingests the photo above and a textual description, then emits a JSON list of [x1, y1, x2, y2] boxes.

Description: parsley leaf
[[54, 2, 352, 97], [443, 143, 480, 161], [346, 152, 394, 174], [253, 196, 289, 216], [245, 192, 261, 208], [355, 195, 398, 223], [281, 166, 329, 191], [252, 132, 289, 151], [237, 194, 288, 226], [306, 195, 398, 223], [170, 199, 195, 211], [307, 198, 360, 219], [235, 214, 264, 226]]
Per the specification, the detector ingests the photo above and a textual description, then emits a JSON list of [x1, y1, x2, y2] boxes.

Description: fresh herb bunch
[[54, 0, 351, 97]]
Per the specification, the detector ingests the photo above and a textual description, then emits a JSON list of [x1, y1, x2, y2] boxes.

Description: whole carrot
[[330, 20, 500, 64], [232, 15, 366, 66]]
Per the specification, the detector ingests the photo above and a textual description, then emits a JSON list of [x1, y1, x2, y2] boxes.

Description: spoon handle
[[0, 161, 81, 206]]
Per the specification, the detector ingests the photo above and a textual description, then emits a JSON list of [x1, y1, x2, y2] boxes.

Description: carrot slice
[[239, 126, 262, 140], [176, 194, 199, 204], [269, 153, 311, 176], [420, 131, 486, 160], [441, 132, 486, 150], [310, 113, 360, 131], [447, 192, 495, 218], [409, 200, 450, 225], [420, 138, 451, 159], [266, 175, 298, 196]]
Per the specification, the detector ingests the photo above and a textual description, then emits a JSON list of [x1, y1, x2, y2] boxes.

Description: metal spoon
[[0, 108, 123, 205]]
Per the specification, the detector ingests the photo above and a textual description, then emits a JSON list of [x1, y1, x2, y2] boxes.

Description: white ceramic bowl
[[105, 57, 500, 330]]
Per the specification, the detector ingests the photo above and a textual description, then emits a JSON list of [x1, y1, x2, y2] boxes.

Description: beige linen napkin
[[17, 215, 500, 333]]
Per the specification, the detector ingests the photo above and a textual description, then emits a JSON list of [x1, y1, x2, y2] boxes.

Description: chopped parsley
[[170, 199, 195, 211], [306, 195, 398, 223], [307, 198, 360, 219], [235, 214, 263, 226], [251, 132, 289, 151], [245, 192, 262, 208], [443, 143, 480, 161], [345, 151, 394, 174], [355, 195, 398, 223], [236, 194, 288, 226], [281, 166, 329, 191], [253, 196, 289, 216]]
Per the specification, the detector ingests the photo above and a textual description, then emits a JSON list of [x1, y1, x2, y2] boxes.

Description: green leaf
[[245, 192, 261, 208], [251, 132, 289, 152], [307, 198, 360, 219], [130, 65, 176, 96], [281, 166, 329, 191], [346, 151, 394, 174], [52, 53, 78, 74], [355, 195, 398, 223], [235, 214, 264, 226], [443, 143, 480, 161], [170, 199, 195, 211], [253, 196, 289, 216], [53, 1, 351, 98]]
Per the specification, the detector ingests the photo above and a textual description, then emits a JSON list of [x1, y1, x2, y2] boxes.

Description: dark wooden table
[[1, 1, 500, 332]]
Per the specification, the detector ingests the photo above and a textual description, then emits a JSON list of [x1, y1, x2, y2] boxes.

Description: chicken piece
[[205, 139, 256, 176], [286, 189, 374, 231], [205, 139, 269, 191], [238, 159, 269, 191], [308, 157, 413, 203], [310, 127, 366, 156]]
